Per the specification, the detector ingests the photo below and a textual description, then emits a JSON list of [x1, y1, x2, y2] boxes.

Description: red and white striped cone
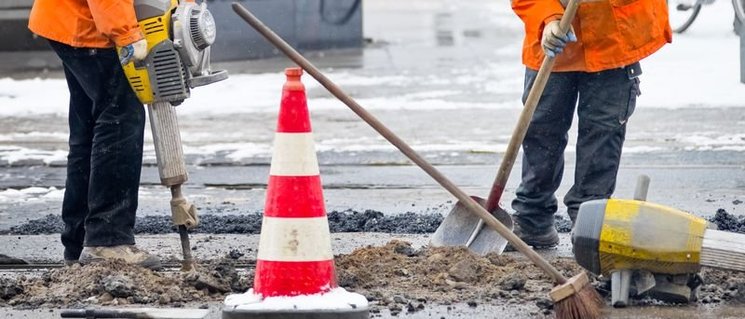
[[255, 66, 335, 297], [222, 68, 368, 319]]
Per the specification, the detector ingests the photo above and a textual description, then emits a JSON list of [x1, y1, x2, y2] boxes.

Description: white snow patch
[[224, 287, 368, 311], [0, 78, 70, 116], [622, 145, 665, 153], [0, 187, 63, 203], [0, 146, 67, 165], [676, 133, 745, 150], [181, 143, 271, 161], [0, 187, 161, 203], [0, 71, 514, 116], [316, 140, 512, 153], [640, 0, 745, 109], [305, 97, 517, 111], [325, 73, 409, 87], [0, 132, 68, 142], [225, 145, 272, 161], [3, 2, 741, 117]]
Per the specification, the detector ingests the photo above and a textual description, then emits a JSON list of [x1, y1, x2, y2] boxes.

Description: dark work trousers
[[511, 63, 641, 234], [48, 40, 146, 261]]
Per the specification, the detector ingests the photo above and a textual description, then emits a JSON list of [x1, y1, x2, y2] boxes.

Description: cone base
[[222, 308, 369, 319]]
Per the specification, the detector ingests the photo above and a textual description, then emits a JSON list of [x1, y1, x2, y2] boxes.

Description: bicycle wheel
[[667, 0, 703, 33], [734, 0, 745, 24]]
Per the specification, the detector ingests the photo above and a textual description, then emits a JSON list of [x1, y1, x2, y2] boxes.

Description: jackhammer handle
[[232, 2, 569, 284], [485, 0, 580, 212]]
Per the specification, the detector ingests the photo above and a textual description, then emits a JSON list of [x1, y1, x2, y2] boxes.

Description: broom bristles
[[550, 272, 604, 319], [554, 284, 603, 319]]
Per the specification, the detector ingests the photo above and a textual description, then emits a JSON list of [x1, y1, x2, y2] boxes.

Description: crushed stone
[[8, 210, 579, 235], [6, 211, 443, 235], [709, 209, 745, 233]]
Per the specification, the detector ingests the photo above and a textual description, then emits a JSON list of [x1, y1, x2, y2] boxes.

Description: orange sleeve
[[87, 0, 144, 47], [512, 0, 565, 42]]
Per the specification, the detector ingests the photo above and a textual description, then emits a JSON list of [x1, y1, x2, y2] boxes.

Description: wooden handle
[[485, 0, 580, 212], [232, 2, 576, 284]]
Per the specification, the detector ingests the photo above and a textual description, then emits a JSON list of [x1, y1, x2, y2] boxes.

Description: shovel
[[430, 127, 523, 254], [431, 25, 564, 255], [430, 180, 514, 255]]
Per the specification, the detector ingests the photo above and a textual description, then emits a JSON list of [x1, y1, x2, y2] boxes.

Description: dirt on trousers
[[3, 240, 745, 317]]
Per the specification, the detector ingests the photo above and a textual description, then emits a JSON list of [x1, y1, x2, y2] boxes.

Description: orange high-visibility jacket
[[513, 0, 672, 72], [28, 0, 143, 48]]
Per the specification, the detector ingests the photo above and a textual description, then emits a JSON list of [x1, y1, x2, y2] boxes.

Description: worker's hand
[[118, 38, 148, 65], [541, 20, 577, 58]]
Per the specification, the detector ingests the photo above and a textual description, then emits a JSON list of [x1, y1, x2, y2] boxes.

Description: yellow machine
[[117, 0, 227, 270], [119, 0, 226, 105], [573, 198, 708, 276], [573, 176, 745, 306]]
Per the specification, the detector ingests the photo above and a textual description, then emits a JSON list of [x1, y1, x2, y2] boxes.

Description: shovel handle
[[231, 2, 572, 285], [485, 0, 580, 212]]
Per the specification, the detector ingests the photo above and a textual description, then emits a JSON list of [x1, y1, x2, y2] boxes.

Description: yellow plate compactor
[[573, 176, 745, 306]]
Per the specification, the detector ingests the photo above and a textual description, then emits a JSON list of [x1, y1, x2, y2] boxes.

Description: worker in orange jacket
[[28, 0, 160, 269], [510, 0, 671, 248]]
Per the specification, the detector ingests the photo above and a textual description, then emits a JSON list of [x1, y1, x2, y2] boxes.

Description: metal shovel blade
[[431, 196, 514, 255]]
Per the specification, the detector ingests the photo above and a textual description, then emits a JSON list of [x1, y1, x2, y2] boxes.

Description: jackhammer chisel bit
[[149, 101, 198, 271]]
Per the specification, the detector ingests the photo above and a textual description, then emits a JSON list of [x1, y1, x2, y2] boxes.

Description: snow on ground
[[224, 287, 368, 311], [0, 1, 741, 116], [678, 133, 745, 151], [0, 146, 67, 165], [0, 186, 165, 203], [0, 187, 63, 203], [642, 0, 745, 109], [0, 0, 742, 164]]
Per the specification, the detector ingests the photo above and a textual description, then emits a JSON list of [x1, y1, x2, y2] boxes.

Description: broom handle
[[232, 3, 577, 284], [485, 0, 580, 212]]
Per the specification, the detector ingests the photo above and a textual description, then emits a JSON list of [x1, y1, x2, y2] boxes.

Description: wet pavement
[[1, 0, 745, 317]]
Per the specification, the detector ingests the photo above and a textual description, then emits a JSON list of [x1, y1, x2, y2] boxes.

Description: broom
[[231, 2, 602, 318]]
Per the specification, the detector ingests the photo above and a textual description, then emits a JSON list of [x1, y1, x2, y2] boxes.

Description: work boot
[[507, 223, 560, 250], [79, 245, 162, 270]]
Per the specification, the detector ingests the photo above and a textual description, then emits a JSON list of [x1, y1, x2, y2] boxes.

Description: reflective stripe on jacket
[[28, 0, 143, 49], [513, 0, 672, 72]]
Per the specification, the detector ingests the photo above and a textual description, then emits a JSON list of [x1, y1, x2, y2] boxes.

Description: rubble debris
[[709, 209, 745, 233]]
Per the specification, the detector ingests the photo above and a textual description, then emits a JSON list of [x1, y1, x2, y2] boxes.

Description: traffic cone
[[222, 68, 368, 319], [254, 67, 335, 297]]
